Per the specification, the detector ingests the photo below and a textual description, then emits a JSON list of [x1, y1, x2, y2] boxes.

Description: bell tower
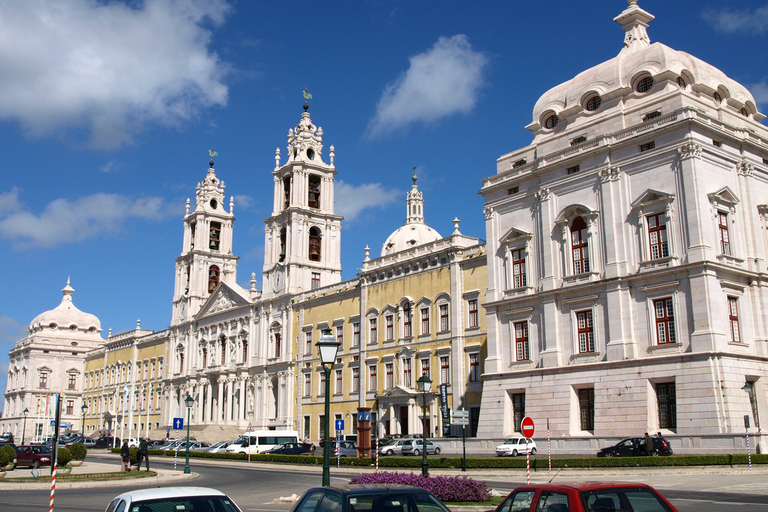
[[263, 98, 343, 298], [173, 154, 239, 324]]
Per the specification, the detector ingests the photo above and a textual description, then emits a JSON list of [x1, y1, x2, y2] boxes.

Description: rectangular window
[[579, 388, 595, 431], [746, 381, 761, 429], [654, 298, 676, 344], [311, 272, 320, 290], [335, 369, 342, 394], [420, 308, 430, 335], [439, 304, 449, 332], [403, 304, 412, 338], [303, 331, 312, 355], [369, 365, 377, 391], [440, 356, 450, 384], [385, 363, 394, 389], [469, 353, 480, 382], [385, 315, 394, 341], [729, 297, 741, 343], [68, 373, 77, 391], [421, 358, 430, 380], [403, 358, 412, 388], [512, 393, 525, 432], [352, 367, 359, 393], [303, 373, 311, 397], [515, 321, 530, 360], [336, 325, 344, 346], [571, 218, 590, 274], [567, 164, 580, 174], [511, 249, 527, 288], [468, 299, 479, 328], [369, 318, 377, 344], [319, 415, 325, 440], [303, 416, 311, 441], [274, 334, 281, 358], [657, 382, 677, 429], [39, 373, 48, 389], [66, 400, 74, 415], [718, 211, 731, 255], [319, 371, 325, 397], [640, 141, 656, 152], [242, 340, 248, 363], [577, 310, 595, 353], [353, 322, 360, 347], [647, 213, 669, 259]]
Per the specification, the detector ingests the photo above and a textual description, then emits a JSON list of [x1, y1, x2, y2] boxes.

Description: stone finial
[[136, 319, 141, 329], [230, 196, 235, 213], [275, 148, 281, 170], [614, 0, 654, 52], [363, 245, 371, 262], [250, 272, 257, 290], [452, 217, 461, 234], [185, 198, 190, 215], [329, 145, 335, 166]]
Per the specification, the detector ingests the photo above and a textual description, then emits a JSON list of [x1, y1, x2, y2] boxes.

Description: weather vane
[[303, 88, 312, 111], [209, 148, 218, 166]]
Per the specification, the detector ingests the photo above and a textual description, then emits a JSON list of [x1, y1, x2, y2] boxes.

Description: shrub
[[0, 444, 16, 468], [129, 446, 139, 464], [69, 442, 87, 461], [350, 471, 492, 503], [57, 447, 73, 467]]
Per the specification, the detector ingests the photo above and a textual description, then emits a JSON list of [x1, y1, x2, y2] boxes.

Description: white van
[[225, 430, 299, 454]]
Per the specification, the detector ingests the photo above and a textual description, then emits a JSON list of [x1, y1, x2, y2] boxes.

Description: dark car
[[94, 436, 121, 448], [263, 442, 314, 455], [495, 481, 679, 512], [597, 436, 673, 457], [15, 444, 53, 468], [291, 484, 452, 512]]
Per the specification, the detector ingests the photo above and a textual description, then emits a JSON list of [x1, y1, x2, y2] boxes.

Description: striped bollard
[[547, 420, 551, 472], [173, 430, 179, 471], [375, 438, 379, 473], [525, 438, 530, 485], [49, 464, 57, 512]]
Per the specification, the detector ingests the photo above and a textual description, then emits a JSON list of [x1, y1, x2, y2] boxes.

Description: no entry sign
[[521, 416, 535, 438]]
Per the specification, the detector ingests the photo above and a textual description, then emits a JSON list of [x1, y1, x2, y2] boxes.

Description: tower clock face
[[272, 268, 284, 293], [179, 299, 188, 318]]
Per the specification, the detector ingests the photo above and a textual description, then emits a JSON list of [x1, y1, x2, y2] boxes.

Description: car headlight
[[41, 457, 50, 461]]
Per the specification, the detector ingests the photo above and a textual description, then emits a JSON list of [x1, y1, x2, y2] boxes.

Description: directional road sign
[[335, 419, 345, 431], [173, 417, 184, 430], [452, 409, 469, 426], [521, 416, 535, 438]]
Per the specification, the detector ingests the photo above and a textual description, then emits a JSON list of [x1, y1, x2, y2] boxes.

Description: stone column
[[217, 379, 224, 422]]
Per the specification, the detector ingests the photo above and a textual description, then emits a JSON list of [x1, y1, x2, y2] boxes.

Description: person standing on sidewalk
[[121, 439, 131, 471], [137, 437, 150, 471], [644, 432, 653, 456]]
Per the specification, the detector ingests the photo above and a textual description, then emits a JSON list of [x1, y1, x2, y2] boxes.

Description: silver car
[[400, 439, 441, 456], [106, 487, 242, 512], [204, 440, 236, 453], [378, 439, 411, 456], [330, 441, 357, 457]]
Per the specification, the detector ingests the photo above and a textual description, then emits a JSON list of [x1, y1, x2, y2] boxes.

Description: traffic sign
[[452, 410, 469, 425], [521, 416, 535, 438], [335, 419, 345, 431], [357, 411, 371, 422], [246, 422, 254, 432], [173, 417, 184, 430]]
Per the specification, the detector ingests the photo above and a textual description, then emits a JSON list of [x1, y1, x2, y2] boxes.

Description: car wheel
[[651, 451, 659, 457], [386, 449, 394, 456], [413, 449, 420, 456], [434, 447, 441, 455], [605, 452, 614, 458], [33, 460, 40, 469], [530, 448, 537, 455], [511, 449, 518, 457]]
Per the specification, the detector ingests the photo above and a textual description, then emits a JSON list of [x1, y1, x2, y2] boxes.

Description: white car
[[106, 487, 242, 512], [496, 437, 537, 457], [204, 440, 236, 453]]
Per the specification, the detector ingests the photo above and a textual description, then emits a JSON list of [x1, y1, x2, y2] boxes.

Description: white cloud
[[701, 6, 768, 34], [0, 187, 22, 214], [334, 180, 399, 222], [0, 0, 231, 149], [368, 35, 488, 137], [233, 194, 255, 210], [0, 191, 180, 249]]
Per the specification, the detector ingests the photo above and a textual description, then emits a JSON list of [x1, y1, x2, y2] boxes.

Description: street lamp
[[317, 328, 340, 486], [183, 395, 194, 474], [21, 408, 29, 445], [81, 403, 88, 439], [417, 373, 433, 477]]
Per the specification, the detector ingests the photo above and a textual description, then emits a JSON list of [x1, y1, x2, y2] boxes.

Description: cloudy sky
[[2, 0, 768, 407]]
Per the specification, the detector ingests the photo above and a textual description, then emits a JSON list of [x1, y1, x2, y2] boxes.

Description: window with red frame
[[335, 369, 342, 394], [353, 322, 360, 347], [369, 318, 377, 343], [385, 315, 394, 341], [421, 358, 430, 379], [440, 356, 450, 384], [352, 367, 359, 393], [369, 364, 377, 391], [439, 304, 449, 332], [403, 358, 412, 387], [66, 400, 74, 415], [274, 333, 282, 358], [571, 216, 590, 274], [577, 310, 595, 353], [385, 363, 394, 389], [311, 272, 320, 290], [305, 331, 312, 354], [515, 321, 530, 360], [647, 213, 669, 259], [718, 211, 731, 255], [469, 353, 480, 382], [68, 373, 77, 390], [512, 248, 527, 288], [403, 303, 412, 338], [654, 298, 676, 344], [728, 297, 741, 343], [468, 299, 479, 328], [304, 373, 311, 397], [319, 371, 325, 396], [421, 308, 430, 335], [336, 325, 344, 346]]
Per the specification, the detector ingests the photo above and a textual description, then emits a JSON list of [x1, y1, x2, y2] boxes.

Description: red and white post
[[49, 464, 57, 512], [521, 416, 535, 485]]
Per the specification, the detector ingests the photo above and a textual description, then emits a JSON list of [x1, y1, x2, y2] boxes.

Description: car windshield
[[347, 493, 449, 512], [505, 439, 519, 445], [129, 495, 241, 512], [580, 488, 674, 512]]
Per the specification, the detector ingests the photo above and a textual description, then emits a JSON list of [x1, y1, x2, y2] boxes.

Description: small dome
[[29, 278, 102, 334], [380, 170, 442, 257]]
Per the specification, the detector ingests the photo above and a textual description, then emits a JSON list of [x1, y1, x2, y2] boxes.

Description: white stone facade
[[477, 1, 768, 453]]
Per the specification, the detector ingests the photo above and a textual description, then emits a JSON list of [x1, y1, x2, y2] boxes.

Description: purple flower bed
[[349, 471, 492, 502]]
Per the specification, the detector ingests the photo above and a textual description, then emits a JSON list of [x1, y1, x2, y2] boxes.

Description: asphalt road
[[3, 454, 767, 512]]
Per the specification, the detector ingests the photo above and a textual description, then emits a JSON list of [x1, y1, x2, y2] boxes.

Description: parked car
[[263, 442, 314, 455], [291, 484, 452, 512], [148, 439, 167, 448], [106, 487, 243, 512], [400, 439, 441, 456], [0, 440, 18, 452], [378, 439, 415, 456], [330, 441, 358, 457], [496, 437, 538, 457], [319, 434, 357, 447], [1, 432, 15, 443], [494, 482, 679, 512], [94, 436, 120, 448], [597, 436, 673, 457], [203, 440, 236, 453], [82, 437, 97, 448], [15, 444, 53, 469]]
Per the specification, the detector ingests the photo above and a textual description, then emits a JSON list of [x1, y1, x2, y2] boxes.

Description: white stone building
[[477, 1, 768, 453]]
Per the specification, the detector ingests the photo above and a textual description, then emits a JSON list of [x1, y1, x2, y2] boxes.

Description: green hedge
[[108, 448, 768, 468]]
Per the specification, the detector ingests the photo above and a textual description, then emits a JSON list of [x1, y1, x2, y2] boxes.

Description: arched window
[[209, 222, 221, 251], [308, 175, 320, 208], [402, 302, 412, 338], [220, 335, 227, 365], [208, 265, 220, 293], [279, 228, 286, 262], [571, 216, 590, 274], [202, 347, 208, 368], [283, 176, 291, 208], [309, 227, 322, 261]]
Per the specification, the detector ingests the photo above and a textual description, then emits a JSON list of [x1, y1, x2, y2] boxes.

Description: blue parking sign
[[173, 417, 184, 429]]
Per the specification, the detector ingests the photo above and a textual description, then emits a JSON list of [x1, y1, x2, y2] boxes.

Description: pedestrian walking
[[644, 432, 653, 456], [137, 437, 150, 471], [121, 439, 131, 471]]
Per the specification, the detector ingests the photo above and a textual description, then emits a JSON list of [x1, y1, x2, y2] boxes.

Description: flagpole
[[121, 386, 126, 447], [145, 383, 152, 439], [128, 383, 135, 443]]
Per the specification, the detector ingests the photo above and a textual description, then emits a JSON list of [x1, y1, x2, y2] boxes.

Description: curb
[[0, 469, 198, 490]]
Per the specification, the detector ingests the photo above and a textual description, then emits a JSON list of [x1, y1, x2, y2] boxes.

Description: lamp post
[[317, 328, 340, 486], [183, 395, 194, 474], [417, 373, 433, 477], [81, 403, 88, 439], [21, 408, 29, 445]]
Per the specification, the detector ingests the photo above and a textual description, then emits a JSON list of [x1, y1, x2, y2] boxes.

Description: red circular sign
[[521, 416, 535, 438]]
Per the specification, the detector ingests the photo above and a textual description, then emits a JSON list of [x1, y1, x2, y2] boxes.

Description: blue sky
[[2, 0, 768, 407]]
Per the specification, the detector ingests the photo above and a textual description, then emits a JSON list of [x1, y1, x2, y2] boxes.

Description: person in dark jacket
[[644, 432, 653, 456], [120, 440, 131, 471], [137, 437, 150, 471]]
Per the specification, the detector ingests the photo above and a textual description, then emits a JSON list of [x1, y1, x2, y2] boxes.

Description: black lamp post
[[183, 395, 194, 474], [417, 373, 433, 477], [317, 328, 340, 486], [81, 403, 88, 439], [21, 408, 29, 445]]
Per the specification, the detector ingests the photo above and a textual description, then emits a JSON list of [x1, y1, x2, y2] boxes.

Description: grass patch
[[0, 471, 157, 483]]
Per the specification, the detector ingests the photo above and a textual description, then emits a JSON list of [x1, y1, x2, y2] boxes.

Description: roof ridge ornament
[[614, 0, 655, 53]]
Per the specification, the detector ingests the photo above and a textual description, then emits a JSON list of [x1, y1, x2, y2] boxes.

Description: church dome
[[529, 1, 763, 134], [381, 171, 441, 257], [29, 278, 102, 335]]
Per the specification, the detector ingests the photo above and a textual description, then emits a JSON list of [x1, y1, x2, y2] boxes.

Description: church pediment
[[500, 227, 532, 245], [708, 186, 739, 206], [377, 385, 417, 399], [196, 283, 251, 319], [630, 189, 674, 210]]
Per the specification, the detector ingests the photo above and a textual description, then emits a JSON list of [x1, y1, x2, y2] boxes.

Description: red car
[[495, 482, 678, 512], [15, 445, 53, 469]]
